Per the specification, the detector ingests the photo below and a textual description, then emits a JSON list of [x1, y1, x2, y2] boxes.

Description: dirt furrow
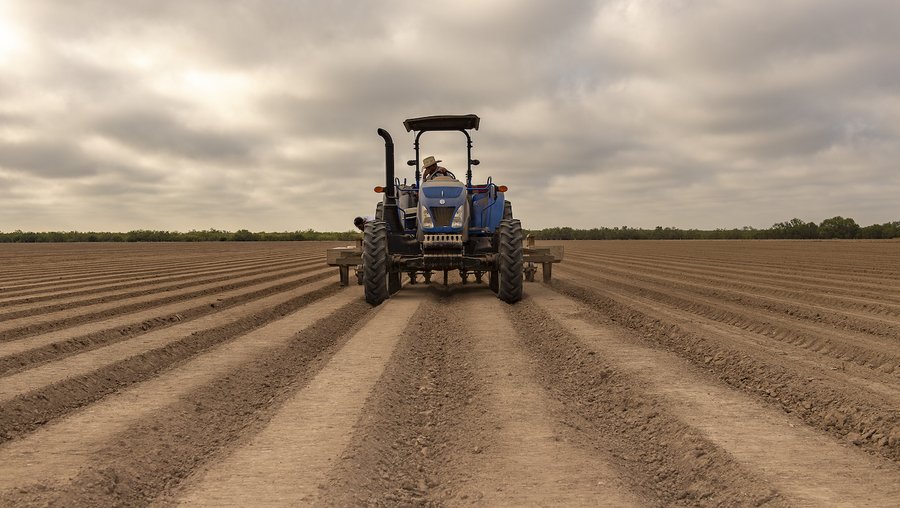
[[555, 269, 900, 402], [565, 255, 900, 336], [169, 290, 422, 506], [321, 287, 645, 506], [319, 289, 480, 506], [566, 250, 900, 323], [0, 253, 314, 307], [0, 277, 341, 444], [0, 269, 334, 377], [0, 243, 329, 293], [568, 252, 900, 320], [558, 264, 900, 378], [0, 257, 320, 318], [497, 293, 786, 506], [0, 248, 306, 291], [441, 290, 642, 505], [0, 287, 362, 496], [569, 246, 900, 295], [567, 241, 900, 284], [0, 263, 329, 341], [531, 284, 900, 506], [548, 276, 900, 462], [0, 289, 373, 507]]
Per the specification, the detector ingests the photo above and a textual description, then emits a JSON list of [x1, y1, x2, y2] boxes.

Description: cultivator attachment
[[325, 242, 563, 287]]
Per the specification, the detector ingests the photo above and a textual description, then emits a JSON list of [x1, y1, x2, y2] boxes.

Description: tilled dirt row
[[566, 251, 900, 322], [553, 241, 900, 461], [1, 241, 899, 506], [0, 243, 331, 289], [556, 262, 900, 379]]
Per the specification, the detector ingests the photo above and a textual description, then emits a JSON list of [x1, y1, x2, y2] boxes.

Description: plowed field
[[1, 240, 899, 506]]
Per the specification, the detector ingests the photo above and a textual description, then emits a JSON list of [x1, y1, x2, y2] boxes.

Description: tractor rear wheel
[[497, 219, 523, 303], [363, 220, 390, 305]]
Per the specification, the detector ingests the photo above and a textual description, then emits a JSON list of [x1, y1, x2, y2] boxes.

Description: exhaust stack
[[377, 128, 395, 198]]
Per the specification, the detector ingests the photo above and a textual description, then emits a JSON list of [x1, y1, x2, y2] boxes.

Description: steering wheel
[[428, 170, 456, 180]]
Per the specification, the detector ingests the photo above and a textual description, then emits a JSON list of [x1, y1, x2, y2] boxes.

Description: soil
[[1, 240, 899, 506]]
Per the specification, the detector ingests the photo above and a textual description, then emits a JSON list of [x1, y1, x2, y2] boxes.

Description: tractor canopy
[[403, 114, 480, 132]]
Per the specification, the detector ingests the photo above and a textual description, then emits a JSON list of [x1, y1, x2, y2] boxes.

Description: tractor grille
[[429, 206, 456, 227]]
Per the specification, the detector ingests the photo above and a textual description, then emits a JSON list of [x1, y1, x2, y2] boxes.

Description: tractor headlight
[[451, 206, 464, 228], [421, 206, 434, 228]]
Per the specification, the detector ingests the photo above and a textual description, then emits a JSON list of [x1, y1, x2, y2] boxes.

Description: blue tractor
[[364, 114, 523, 305]]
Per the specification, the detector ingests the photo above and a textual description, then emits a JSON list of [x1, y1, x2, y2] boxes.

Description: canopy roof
[[403, 114, 480, 132]]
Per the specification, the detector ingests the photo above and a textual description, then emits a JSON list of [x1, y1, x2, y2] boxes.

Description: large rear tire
[[503, 200, 513, 220], [497, 219, 523, 303], [363, 220, 389, 305]]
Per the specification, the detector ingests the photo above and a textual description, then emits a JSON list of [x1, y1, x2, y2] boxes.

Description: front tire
[[497, 219, 523, 303], [363, 220, 389, 305]]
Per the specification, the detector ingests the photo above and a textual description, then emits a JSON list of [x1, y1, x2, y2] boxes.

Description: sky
[[0, 0, 898, 232]]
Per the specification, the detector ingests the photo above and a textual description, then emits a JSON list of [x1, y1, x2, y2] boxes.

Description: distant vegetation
[[528, 217, 900, 240], [0, 229, 360, 243], [0, 217, 897, 242]]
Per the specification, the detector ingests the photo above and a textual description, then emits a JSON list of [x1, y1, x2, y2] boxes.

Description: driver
[[422, 155, 449, 180]]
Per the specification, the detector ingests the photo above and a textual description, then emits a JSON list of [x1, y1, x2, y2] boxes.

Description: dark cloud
[[0, 139, 100, 178], [93, 109, 261, 162]]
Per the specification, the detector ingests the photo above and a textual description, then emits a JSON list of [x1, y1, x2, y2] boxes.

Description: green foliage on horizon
[[0, 228, 361, 243], [1, 217, 897, 243], [527, 217, 900, 240]]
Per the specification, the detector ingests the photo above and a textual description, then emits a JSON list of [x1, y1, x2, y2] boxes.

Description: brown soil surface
[[1, 240, 899, 506]]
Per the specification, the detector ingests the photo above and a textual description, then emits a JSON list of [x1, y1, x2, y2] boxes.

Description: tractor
[[363, 114, 523, 305]]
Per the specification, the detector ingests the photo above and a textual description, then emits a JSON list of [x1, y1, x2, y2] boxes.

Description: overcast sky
[[1, 0, 898, 232]]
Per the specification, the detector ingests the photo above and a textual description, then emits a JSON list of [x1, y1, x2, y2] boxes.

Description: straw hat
[[422, 155, 441, 168]]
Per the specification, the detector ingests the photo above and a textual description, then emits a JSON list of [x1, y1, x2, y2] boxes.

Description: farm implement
[[326, 114, 563, 305]]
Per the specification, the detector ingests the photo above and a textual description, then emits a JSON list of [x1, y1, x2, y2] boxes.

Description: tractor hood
[[418, 178, 468, 233]]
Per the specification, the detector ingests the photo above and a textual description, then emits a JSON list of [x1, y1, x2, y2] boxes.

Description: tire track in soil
[[1, 292, 375, 507], [168, 290, 423, 507], [0, 269, 333, 376], [0, 286, 363, 495], [0, 261, 326, 342], [322, 287, 643, 506], [443, 289, 642, 506], [0, 279, 341, 444], [505, 295, 787, 507], [549, 278, 900, 462], [319, 289, 479, 506], [531, 284, 900, 507]]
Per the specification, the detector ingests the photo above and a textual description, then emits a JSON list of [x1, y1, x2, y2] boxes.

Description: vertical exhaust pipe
[[376, 128, 403, 234], [377, 128, 394, 197]]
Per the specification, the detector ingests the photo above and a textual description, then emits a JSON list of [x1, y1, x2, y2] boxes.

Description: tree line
[[0, 217, 897, 243], [0, 229, 360, 243], [527, 217, 900, 240]]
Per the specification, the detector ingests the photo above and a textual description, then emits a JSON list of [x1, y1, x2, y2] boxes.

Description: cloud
[[0, 0, 898, 231]]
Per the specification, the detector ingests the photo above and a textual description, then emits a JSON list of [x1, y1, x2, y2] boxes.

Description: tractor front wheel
[[496, 219, 523, 303], [363, 220, 390, 305]]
